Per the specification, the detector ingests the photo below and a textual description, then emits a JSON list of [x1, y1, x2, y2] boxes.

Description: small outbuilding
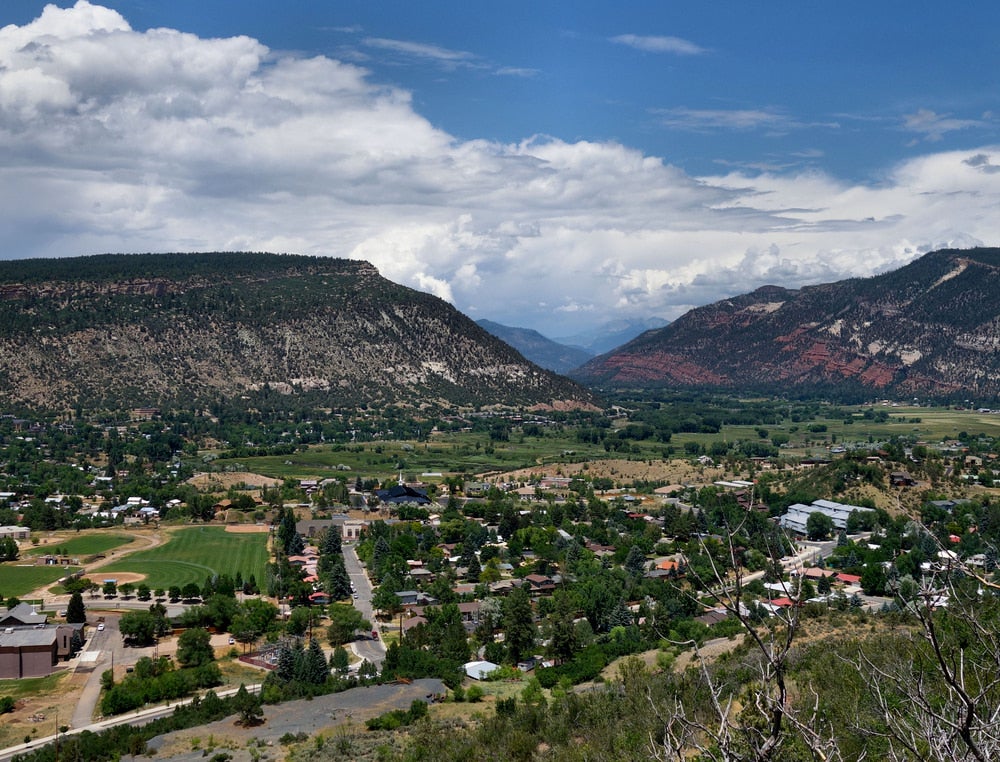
[[463, 660, 499, 681]]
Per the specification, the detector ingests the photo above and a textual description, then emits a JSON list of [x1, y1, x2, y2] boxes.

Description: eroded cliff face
[[0, 252, 598, 412], [573, 248, 1000, 399]]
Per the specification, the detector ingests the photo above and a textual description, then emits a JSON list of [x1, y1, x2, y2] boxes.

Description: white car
[[97, 623, 105, 631]]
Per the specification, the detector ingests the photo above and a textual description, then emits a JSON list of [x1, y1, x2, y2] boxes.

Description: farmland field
[[207, 404, 1000, 484], [25, 532, 133, 558], [0, 564, 81, 598], [99, 527, 269, 590]]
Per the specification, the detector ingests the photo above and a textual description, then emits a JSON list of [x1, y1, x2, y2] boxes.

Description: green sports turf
[[25, 532, 133, 558], [99, 526, 269, 590], [0, 564, 82, 598]]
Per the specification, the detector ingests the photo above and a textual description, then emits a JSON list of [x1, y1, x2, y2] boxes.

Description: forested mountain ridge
[[572, 247, 1000, 400], [0, 252, 597, 412], [476, 319, 593, 374]]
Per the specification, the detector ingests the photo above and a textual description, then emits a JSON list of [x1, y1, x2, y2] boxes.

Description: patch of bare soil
[[186, 472, 282, 491], [497, 458, 730, 487], [98, 572, 147, 585], [224, 524, 270, 533]]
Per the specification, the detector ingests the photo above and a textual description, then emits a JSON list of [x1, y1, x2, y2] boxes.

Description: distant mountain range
[[554, 317, 671, 356], [476, 317, 672, 374], [572, 247, 1000, 400], [476, 320, 593, 374], [0, 253, 598, 412]]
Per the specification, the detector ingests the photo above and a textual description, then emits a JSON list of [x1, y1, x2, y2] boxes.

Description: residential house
[[524, 574, 557, 595]]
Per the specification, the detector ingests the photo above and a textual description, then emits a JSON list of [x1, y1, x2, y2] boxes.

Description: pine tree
[[502, 585, 535, 665], [322, 527, 342, 556], [292, 639, 308, 682], [275, 643, 296, 682], [327, 558, 353, 601], [305, 637, 329, 684], [466, 554, 481, 583], [66, 591, 86, 624], [624, 545, 646, 576], [233, 684, 263, 726]]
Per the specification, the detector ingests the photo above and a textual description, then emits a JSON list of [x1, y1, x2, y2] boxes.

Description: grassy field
[[0, 564, 81, 598], [25, 532, 134, 558], [206, 405, 1000, 484], [99, 527, 269, 589], [218, 433, 611, 482]]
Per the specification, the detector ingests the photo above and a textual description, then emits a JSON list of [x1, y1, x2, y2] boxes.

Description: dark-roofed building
[[376, 484, 432, 506], [0, 602, 46, 627], [0, 628, 58, 678]]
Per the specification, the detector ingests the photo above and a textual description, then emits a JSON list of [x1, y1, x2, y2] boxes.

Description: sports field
[[0, 564, 81, 598], [25, 532, 133, 558], [99, 526, 269, 590]]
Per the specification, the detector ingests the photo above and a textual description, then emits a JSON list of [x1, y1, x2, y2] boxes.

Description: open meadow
[[99, 527, 269, 590]]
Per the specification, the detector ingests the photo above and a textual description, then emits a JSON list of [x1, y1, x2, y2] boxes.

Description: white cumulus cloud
[[0, 2, 999, 338]]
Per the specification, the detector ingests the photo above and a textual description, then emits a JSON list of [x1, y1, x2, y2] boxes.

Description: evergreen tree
[[305, 638, 329, 684], [322, 527, 342, 556], [546, 590, 579, 664], [608, 599, 634, 629], [502, 585, 535, 665], [275, 643, 296, 682], [326, 557, 353, 601], [66, 590, 86, 624], [233, 684, 263, 726], [330, 646, 349, 674], [818, 573, 833, 596], [466, 554, 481, 583], [624, 544, 646, 576], [372, 536, 391, 579], [292, 639, 308, 682]]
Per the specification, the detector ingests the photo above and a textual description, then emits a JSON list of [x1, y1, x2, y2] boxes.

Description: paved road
[[71, 612, 183, 728], [343, 544, 386, 666]]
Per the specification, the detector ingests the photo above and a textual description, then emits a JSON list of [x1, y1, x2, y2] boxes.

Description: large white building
[[0, 526, 29, 540], [779, 499, 874, 535]]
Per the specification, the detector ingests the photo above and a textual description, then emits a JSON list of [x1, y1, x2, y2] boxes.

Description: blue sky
[[3, 1, 1000, 337]]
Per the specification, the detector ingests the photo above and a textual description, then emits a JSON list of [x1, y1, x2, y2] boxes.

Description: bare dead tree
[[850, 559, 1000, 762], [648, 501, 843, 761]]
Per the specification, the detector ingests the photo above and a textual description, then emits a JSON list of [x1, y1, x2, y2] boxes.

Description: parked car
[[371, 629, 379, 640], [228, 637, 235, 644]]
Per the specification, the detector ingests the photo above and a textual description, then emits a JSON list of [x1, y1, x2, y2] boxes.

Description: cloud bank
[[1, 2, 999, 336]]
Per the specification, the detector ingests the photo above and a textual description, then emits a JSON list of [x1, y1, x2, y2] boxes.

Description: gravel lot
[[137, 679, 446, 762]]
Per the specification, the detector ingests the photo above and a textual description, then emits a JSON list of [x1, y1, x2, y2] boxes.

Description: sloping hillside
[[572, 247, 1000, 399], [477, 319, 593, 374], [0, 252, 598, 412]]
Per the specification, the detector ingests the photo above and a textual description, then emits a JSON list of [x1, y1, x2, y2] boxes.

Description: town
[[1, 398, 999, 759]]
